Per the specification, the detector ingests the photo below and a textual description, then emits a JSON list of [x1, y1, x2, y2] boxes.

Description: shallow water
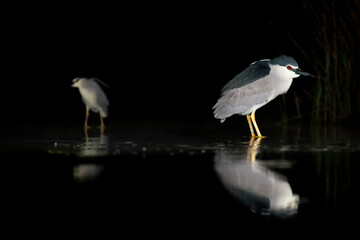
[[2, 123, 360, 235]]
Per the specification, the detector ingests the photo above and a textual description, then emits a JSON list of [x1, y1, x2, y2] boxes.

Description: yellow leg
[[84, 127, 89, 142], [84, 108, 89, 129], [250, 111, 263, 137], [246, 114, 256, 137], [100, 125, 104, 136], [99, 111, 105, 129]]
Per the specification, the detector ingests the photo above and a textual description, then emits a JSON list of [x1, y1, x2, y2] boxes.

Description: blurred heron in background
[[72, 77, 109, 129], [213, 55, 314, 137]]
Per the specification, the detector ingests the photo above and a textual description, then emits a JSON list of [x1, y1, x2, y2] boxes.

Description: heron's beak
[[293, 68, 315, 78]]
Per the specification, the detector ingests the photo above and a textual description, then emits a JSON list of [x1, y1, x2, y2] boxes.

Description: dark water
[[2, 122, 360, 236]]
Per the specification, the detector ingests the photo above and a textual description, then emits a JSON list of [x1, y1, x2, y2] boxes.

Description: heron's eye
[[286, 65, 292, 70]]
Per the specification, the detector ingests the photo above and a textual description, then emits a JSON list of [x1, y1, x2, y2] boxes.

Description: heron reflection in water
[[73, 128, 108, 182], [214, 137, 299, 217]]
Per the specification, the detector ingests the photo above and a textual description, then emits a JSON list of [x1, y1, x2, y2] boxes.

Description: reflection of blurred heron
[[73, 163, 105, 183], [214, 138, 299, 217], [73, 128, 108, 182], [78, 128, 109, 157]]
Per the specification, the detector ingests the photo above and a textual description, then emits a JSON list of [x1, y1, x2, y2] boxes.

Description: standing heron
[[72, 77, 109, 129], [213, 55, 314, 137]]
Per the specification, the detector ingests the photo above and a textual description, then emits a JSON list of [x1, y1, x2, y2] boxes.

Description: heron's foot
[[249, 134, 266, 139], [256, 135, 266, 139]]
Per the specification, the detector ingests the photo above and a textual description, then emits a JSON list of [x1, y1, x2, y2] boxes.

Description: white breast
[[79, 82, 100, 111]]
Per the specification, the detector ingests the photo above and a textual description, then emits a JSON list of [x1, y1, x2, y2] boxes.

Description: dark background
[[2, 2, 360, 236], [2, 1, 355, 129]]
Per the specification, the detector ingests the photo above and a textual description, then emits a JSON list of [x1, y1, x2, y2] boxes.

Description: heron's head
[[71, 77, 83, 88], [284, 64, 315, 79], [270, 55, 315, 79]]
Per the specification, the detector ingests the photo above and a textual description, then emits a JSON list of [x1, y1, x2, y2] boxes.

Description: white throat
[[269, 64, 298, 95]]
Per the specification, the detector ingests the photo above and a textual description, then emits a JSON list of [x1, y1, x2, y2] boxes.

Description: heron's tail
[[213, 103, 227, 123], [213, 97, 231, 123]]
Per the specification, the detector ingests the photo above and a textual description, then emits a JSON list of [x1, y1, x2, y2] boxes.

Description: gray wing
[[213, 75, 276, 121], [221, 60, 270, 93]]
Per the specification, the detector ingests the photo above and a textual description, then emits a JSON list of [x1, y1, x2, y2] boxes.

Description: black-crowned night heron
[[72, 77, 109, 129], [213, 55, 314, 137]]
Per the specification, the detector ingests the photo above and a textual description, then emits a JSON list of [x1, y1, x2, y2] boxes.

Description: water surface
[[2, 123, 360, 235]]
